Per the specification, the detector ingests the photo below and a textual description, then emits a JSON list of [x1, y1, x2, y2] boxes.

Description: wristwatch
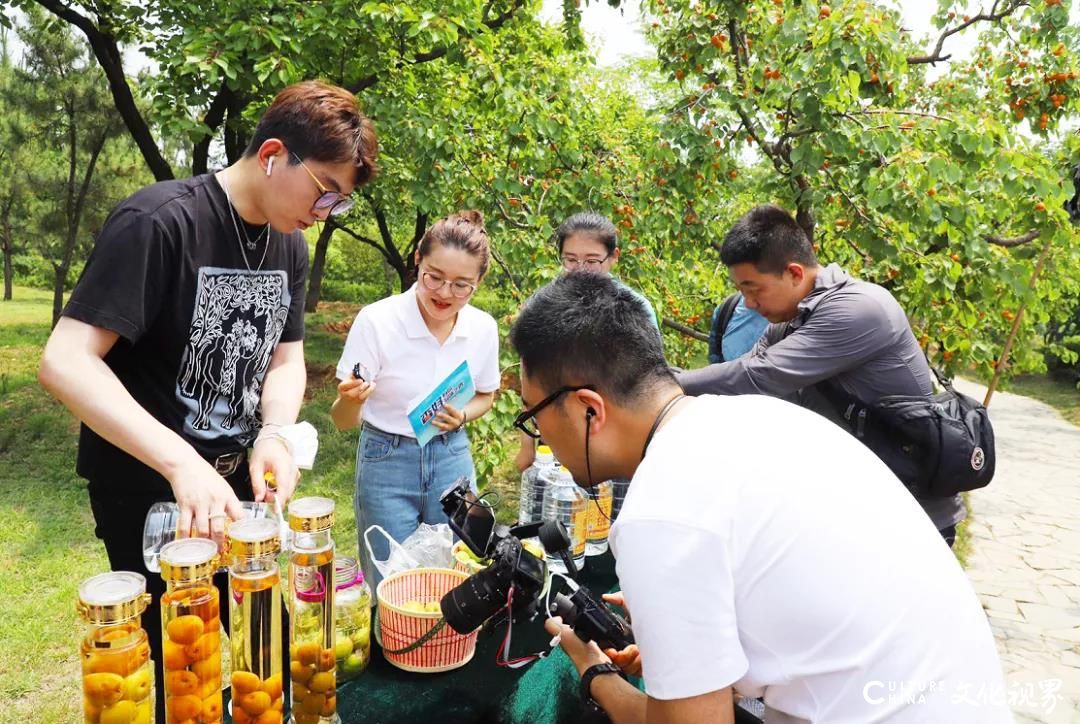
[[580, 662, 628, 717]]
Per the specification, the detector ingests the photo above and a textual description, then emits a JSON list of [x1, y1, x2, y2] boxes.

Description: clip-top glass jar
[[158, 538, 223, 723], [333, 557, 371, 682], [77, 571, 154, 724], [227, 517, 284, 722], [288, 497, 338, 724]]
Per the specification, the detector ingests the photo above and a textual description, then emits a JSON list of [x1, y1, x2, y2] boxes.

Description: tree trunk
[[1, 196, 13, 301], [51, 263, 66, 327], [305, 221, 336, 312], [3, 245, 11, 301]]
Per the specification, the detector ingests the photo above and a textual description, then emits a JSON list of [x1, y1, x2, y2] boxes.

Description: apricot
[[166, 615, 204, 645], [321, 694, 337, 717], [83, 697, 103, 721], [132, 700, 151, 724], [293, 714, 319, 724], [307, 671, 334, 694], [85, 651, 128, 676], [295, 642, 320, 667], [201, 693, 223, 719], [232, 708, 252, 724], [191, 652, 221, 681], [290, 661, 315, 684], [99, 699, 137, 724], [164, 670, 199, 697], [166, 693, 202, 720], [122, 668, 151, 701], [84, 672, 125, 706], [232, 671, 261, 695], [261, 673, 282, 700], [185, 631, 220, 662], [317, 648, 336, 672], [254, 712, 283, 724], [291, 681, 309, 700], [300, 693, 325, 715], [239, 691, 272, 716], [162, 640, 189, 671]]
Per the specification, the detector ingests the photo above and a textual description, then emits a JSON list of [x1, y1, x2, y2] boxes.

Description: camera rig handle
[[511, 520, 579, 579], [551, 586, 634, 651]]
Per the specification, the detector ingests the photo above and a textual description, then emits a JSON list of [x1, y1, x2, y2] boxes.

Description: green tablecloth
[[227, 551, 620, 724]]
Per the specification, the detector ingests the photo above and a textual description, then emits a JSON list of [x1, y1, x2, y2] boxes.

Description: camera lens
[[441, 563, 511, 634]]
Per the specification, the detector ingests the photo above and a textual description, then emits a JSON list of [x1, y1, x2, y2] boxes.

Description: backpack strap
[[712, 293, 743, 362]]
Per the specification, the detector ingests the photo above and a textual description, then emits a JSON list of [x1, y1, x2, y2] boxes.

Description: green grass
[[1004, 373, 1080, 427]]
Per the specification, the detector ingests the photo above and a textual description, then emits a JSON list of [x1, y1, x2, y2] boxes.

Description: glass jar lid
[[159, 538, 219, 582], [288, 496, 335, 533], [77, 571, 151, 625], [227, 517, 281, 558]]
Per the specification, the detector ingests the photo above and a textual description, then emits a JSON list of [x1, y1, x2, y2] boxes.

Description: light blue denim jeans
[[355, 422, 476, 591]]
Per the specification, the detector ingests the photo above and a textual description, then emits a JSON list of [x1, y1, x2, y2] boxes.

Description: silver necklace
[[219, 172, 270, 273]]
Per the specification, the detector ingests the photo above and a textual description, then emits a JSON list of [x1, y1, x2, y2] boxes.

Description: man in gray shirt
[[677, 204, 964, 543]]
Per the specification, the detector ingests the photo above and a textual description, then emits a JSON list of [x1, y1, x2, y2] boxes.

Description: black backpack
[[709, 293, 743, 362], [819, 368, 996, 498]]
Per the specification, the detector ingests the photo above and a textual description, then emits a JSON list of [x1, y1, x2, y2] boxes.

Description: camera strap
[[381, 617, 449, 655]]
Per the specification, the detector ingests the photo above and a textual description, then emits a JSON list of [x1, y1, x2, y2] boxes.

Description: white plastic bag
[[364, 523, 454, 580]]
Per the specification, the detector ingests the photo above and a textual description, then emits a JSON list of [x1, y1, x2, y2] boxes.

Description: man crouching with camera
[[509, 272, 1009, 723]]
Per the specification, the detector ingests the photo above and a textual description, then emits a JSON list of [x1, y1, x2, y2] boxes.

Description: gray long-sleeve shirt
[[677, 264, 964, 530]]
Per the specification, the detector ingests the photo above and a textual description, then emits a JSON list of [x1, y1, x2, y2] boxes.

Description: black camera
[[438, 481, 579, 635], [550, 586, 634, 651]]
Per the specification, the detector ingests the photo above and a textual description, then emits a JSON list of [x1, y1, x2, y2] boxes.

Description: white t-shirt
[[334, 285, 500, 436], [609, 394, 1009, 723]]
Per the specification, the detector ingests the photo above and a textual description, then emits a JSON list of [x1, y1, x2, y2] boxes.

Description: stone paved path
[[956, 379, 1080, 724]]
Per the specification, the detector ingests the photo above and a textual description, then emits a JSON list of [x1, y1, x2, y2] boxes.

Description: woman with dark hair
[[331, 211, 500, 586]]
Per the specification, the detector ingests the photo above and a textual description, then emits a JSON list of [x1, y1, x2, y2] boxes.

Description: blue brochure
[[407, 361, 476, 447]]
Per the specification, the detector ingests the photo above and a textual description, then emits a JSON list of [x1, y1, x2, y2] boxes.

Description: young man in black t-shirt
[[39, 81, 378, 719]]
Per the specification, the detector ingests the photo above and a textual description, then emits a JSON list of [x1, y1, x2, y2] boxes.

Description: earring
[[266, 157, 274, 176]]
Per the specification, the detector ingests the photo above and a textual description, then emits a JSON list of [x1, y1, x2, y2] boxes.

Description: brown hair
[[245, 80, 379, 188], [418, 210, 490, 278]]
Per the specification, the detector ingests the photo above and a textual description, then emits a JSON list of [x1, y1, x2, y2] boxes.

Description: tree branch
[[32, 0, 174, 180], [347, 0, 526, 94], [662, 317, 709, 343], [193, 82, 232, 175], [986, 229, 1040, 247], [907, 0, 1026, 65], [329, 218, 395, 266]]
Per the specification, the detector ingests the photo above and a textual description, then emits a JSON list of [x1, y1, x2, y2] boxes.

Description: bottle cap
[[77, 571, 151, 625], [227, 517, 281, 558], [288, 496, 336, 532], [159, 538, 219, 582]]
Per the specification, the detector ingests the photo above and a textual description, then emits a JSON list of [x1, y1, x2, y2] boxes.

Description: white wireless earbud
[[266, 157, 275, 176]]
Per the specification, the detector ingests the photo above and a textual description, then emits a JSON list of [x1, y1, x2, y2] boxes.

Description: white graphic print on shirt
[[177, 267, 290, 444]]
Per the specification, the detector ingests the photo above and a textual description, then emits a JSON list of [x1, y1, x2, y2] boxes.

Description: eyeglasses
[[561, 253, 611, 271], [290, 152, 355, 216], [420, 270, 478, 299], [514, 385, 596, 438]]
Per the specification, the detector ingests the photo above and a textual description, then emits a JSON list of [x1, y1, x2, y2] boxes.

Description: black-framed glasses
[[513, 385, 596, 438], [420, 270, 478, 299], [290, 152, 355, 216], [560, 253, 611, 271]]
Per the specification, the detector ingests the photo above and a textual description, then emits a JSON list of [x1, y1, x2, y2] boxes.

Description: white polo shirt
[[610, 394, 1010, 723], [335, 285, 500, 436]]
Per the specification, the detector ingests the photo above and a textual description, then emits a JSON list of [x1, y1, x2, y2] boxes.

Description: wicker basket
[[376, 567, 478, 673]]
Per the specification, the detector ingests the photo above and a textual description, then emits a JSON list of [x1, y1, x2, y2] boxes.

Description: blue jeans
[[355, 422, 476, 591]]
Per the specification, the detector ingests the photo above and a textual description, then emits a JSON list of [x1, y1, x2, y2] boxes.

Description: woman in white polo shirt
[[331, 210, 500, 586]]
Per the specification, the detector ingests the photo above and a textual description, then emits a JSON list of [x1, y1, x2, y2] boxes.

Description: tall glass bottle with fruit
[[288, 497, 338, 724], [227, 518, 284, 723], [78, 571, 154, 724], [158, 538, 223, 723], [333, 557, 371, 682]]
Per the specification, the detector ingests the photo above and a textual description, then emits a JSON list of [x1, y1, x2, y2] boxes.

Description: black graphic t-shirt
[[64, 174, 308, 497]]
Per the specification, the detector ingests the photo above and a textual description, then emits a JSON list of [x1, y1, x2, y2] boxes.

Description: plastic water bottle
[[518, 444, 556, 525], [585, 480, 613, 556], [610, 478, 632, 522], [542, 465, 587, 573]]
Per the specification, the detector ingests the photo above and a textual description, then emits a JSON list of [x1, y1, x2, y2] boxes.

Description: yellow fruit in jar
[[290, 660, 315, 684], [164, 670, 199, 696], [239, 690, 271, 716], [300, 693, 326, 715], [185, 630, 220, 662], [201, 692, 223, 719], [162, 639, 189, 670], [166, 693, 202, 720], [232, 671, 261, 695], [317, 648, 336, 672], [131, 699, 151, 724], [307, 671, 334, 694], [232, 707, 252, 724], [99, 699, 137, 724], [293, 714, 319, 724], [85, 651, 126, 676], [320, 694, 336, 717], [191, 652, 221, 681], [84, 672, 125, 706], [166, 615, 204, 645], [291, 681, 309, 700], [261, 672, 283, 700], [122, 668, 151, 701], [254, 711, 283, 724], [295, 642, 320, 667], [83, 697, 103, 720]]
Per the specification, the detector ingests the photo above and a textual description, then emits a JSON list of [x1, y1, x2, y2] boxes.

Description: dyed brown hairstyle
[[245, 80, 379, 188], [418, 210, 491, 277]]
